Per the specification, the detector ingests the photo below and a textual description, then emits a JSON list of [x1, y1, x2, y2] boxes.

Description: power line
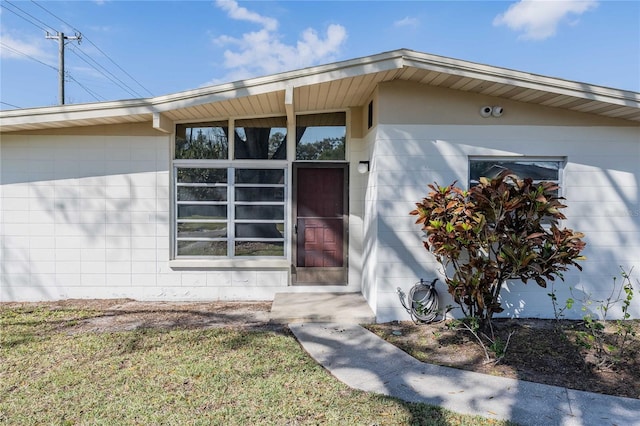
[[66, 74, 103, 102], [78, 36, 155, 97], [1, 0, 57, 33], [31, 0, 154, 97], [1, 41, 103, 104], [1, 101, 23, 109], [0, 41, 57, 71], [4, 0, 155, 104], [68, 44, 145, 98], [30, 0, 82, 34]]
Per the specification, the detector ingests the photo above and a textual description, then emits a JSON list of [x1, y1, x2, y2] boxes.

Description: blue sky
[[1, 0, 638, 110]]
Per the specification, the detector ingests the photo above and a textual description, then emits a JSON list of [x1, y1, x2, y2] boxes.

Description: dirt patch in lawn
[[1, 299, 279, 333], [3, 299, 638, 400]]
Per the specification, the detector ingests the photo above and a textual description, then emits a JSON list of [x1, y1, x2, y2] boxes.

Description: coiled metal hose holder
[[397, 278, 441, 323]]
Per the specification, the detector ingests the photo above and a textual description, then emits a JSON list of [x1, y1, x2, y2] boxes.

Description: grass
[[0, 306, 516, 426]]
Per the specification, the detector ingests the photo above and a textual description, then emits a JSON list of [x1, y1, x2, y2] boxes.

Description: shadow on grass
[[1, 311, 500, 426]]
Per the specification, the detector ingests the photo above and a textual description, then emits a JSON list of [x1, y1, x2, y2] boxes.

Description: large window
[[175, 167, 286, 258], [173, 112, 347, 260]]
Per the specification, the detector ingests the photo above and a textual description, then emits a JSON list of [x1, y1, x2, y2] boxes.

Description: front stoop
[[269, 292, 376, 324]]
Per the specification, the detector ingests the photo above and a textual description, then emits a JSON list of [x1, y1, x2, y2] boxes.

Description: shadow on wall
[[369, 151, 640, 425], [1, 136, 168, 302], [371, 127, 640, 321]]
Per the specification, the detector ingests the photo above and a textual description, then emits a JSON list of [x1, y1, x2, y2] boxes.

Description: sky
[[1, 0, 639, 110]]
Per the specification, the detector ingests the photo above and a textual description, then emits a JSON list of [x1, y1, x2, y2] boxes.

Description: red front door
[[294, 165, 347, 284]]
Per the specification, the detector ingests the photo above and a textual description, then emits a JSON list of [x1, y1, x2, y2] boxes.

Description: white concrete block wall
[[371, 124, 640, 322], [1, 134, 289, 302]]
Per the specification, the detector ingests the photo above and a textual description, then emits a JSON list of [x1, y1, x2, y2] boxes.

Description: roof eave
[[1, 48, 639, 132]]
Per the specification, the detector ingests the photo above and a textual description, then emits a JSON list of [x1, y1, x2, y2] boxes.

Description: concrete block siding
[[0, 135, 289, 302], [368, 124, 640, 323]]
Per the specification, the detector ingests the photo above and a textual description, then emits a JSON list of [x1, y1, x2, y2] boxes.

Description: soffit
[[2, 49, 639, 132], [162, 65, 640, 123]]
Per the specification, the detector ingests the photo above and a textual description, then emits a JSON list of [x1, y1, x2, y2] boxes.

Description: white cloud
[[394, 16, 419, 28], [208, 0, 347, 84], [216, 0, 278, 32], [493, 0, 598, 40], [0, 32, 55, 65]]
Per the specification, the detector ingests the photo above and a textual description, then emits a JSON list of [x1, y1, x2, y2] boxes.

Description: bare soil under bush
[[368, 318, 640, 400]]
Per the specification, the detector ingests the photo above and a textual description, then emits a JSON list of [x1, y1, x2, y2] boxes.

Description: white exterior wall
[[0, 134, 291, 302], [371, 124, 640, 322], [354, 130, 378, 314]]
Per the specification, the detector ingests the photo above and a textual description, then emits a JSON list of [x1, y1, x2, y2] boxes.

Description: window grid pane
[[175, 166, 286, 258]]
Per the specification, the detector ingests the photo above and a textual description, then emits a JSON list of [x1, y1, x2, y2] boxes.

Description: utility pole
[[45, 32, 82, 105]]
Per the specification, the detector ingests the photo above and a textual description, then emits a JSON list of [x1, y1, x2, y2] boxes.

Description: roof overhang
[[2, 48, 639, 133]]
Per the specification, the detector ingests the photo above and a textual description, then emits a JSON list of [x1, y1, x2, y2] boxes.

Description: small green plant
[[572, 266, 636, 366], [489, 336, 508, 359], [448, 317, 514, 364], [548, 281, 574, 323], [613, 267, 636, 357]]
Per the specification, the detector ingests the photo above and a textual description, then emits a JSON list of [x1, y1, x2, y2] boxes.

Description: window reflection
[[175, 166, 285, 257], [235, 117, 287, 160], [175, 122, 229, 159], [296, 112, 346, 160]]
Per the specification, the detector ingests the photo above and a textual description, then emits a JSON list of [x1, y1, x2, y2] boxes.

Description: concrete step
[[270, 292, 375, 324]]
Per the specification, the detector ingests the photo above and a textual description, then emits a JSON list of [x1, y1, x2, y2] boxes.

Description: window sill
[[169, 259, 290, 269]]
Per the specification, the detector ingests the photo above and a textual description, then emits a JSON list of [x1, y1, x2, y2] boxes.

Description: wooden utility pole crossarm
[[45, 32, 82, 105]]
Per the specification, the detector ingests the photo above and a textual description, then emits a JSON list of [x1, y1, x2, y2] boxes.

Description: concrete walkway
[[270, 292, 375, 324], [289, 322, 640, 426]]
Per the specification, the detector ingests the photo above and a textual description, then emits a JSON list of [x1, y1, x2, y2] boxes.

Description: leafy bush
[[410, 172, 586, 327]]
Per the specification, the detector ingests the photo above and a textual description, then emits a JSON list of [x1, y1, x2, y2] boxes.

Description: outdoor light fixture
[[358, 161, 370, 174]]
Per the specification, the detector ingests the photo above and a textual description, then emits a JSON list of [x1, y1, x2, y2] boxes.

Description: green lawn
[[0, 306, 513, 425]]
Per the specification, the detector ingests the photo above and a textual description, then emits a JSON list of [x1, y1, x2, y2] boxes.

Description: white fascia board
[[2, 49, 638, 130], [401, 51, 640, 108], [0, 52, 403, 130], [0, 99, 155, 129]]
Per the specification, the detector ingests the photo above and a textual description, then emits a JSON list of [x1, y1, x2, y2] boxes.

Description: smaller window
[[367, 101, 373, 129], [469, 157, 564, 198], [470, 158, 562, 184], [235, 117, 287, 160], [296, 112, 346, 160], [175, 122, 229, 160]]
